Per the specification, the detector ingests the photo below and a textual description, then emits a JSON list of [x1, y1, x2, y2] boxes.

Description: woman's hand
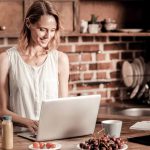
[[22, 118, 39, 134]]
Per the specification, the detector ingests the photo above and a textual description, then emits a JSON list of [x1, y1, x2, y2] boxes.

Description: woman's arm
[[0, 51, 38, 133], [58, 51, 69, 97]]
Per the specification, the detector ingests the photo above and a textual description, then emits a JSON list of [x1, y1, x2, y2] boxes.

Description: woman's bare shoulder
[[58, 51, 69, 64], [0, 50, 8, 60], [0, 50, 9, 67]]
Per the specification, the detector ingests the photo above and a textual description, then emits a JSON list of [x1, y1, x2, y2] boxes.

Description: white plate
[[118, 28, 143, 33], [77, 143, 128, 150], [28, 143, 62, 150], [122, 61, 134, 87], [134, 58, 144, 85], [131, 63, 136, 88]]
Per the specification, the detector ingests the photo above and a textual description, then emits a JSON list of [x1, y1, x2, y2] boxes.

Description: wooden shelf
[[62, 32, 150, 37], [1, 32, 150, 38]]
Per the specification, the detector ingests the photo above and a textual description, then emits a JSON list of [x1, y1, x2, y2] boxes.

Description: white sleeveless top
[[7, 47, 59, 120]]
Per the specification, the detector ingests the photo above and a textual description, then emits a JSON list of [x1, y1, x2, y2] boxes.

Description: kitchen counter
[[98, 101, 150, 121], [0, 121, 150, 150], [1, 107, 150, 149]]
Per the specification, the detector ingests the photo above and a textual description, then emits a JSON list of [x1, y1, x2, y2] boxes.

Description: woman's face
[[29, 15, 57, 48]]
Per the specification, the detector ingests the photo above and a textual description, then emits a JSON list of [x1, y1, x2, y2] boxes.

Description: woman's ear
[[25, 18, 31, 28]]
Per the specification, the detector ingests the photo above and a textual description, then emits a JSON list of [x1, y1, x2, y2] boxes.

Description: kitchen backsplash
[[0, 35, 149, 103]]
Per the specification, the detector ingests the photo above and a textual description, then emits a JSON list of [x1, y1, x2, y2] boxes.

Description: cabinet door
[[0, 0, 24, 36], [25, 0, 79, 33]]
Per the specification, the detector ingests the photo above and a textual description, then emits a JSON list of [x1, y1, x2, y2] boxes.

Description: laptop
[[18, 94, 101, 141]]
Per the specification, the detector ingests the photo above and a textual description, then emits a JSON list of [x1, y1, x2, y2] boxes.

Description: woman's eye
[[51, 29, 56, 33], [39, 28, 45, 31]]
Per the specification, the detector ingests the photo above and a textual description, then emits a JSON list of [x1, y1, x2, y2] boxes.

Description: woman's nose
[[44, 31, 52, 39]]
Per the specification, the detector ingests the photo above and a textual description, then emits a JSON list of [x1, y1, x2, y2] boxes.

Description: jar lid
[[2, 115, 12, 121]]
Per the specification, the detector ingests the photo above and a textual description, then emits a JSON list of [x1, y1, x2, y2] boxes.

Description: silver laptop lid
[[37, 94, 101, 141]]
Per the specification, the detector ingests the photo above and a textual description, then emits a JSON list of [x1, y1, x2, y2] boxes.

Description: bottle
[[2, 115, 13, 149]]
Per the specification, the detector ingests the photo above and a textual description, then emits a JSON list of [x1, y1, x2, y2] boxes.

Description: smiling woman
[[0, 0, 69, 133], [28, 15, 57, 49]]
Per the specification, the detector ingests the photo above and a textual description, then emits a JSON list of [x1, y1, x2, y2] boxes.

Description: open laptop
[[18, 94, 101, 141]]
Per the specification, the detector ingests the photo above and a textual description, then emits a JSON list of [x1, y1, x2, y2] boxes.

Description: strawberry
[[33, 142, 40, 148], [46, 142, 56, 149], [39, 142, 45, 149]]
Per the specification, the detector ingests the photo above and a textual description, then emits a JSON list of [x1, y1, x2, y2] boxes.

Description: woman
[[0, 0, 69, 133]]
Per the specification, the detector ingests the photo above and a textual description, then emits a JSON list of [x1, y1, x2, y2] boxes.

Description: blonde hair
[[18, 0, 61, 52]]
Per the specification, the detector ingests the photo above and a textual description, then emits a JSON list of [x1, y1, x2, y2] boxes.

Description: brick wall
[[0, 35, 148, 103]]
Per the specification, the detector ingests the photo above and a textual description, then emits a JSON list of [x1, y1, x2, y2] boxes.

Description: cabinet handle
[[0, 26, 6, 31]]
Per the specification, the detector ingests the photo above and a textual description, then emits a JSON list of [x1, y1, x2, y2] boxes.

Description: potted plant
[[88, 14, 100, 33]]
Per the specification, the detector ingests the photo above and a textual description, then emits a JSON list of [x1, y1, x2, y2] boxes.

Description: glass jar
[[2, 115, 13, 149]]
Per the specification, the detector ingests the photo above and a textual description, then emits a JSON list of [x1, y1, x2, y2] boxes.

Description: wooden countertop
[[0, 102, 150, 149], [1, 118, 150, 149]]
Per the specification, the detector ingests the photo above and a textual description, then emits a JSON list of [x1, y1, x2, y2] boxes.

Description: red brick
[[8, 38, 18, 44], [97, 62, 113, 70], [70, 64, 80, 72], [86, 91, 95, 95], [110, 53, 119, 59], [110, 71, 121, 79], [101, 99, 113, 103], [104, 43, 127, 51], [96, 53, 106, 61], [68, 84, 73, 91], [70, 92, 95, 96], [68, 53, 79, 62], [135, 37, 150, 41], [121, 36, 133, 41], [68, 36, 79, 42], [104, 81, 121, 88], [79, 64, 87, 71], [95, 36, 107, 42], [0, 38, 4, 44], [76, 44, 99, 52], [109, 36, 120, 41], [69, 74, 80, 81], [111, 90, 120, 97], [60, 36, 66, 43], [82, 36, 94, 42], [96, 72, 107, 79], [76, 84, 99, 90], [58, 45, 72, 52], [81, 53, 92, 61], [89, 63, 97, 70], [97, 91, 107, 98], [121, 52, 133, 59], [83, 73, 93, 80], [129, 42, 146, 50]]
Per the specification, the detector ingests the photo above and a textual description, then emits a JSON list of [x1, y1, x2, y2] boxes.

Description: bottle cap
[[2, 115, 12, 121]]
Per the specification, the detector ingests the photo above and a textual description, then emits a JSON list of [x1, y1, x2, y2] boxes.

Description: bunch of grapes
[[79, 134, 125, 150]]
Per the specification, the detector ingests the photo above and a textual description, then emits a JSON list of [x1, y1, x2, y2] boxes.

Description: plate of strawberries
[[28, 142, 61, 150]]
